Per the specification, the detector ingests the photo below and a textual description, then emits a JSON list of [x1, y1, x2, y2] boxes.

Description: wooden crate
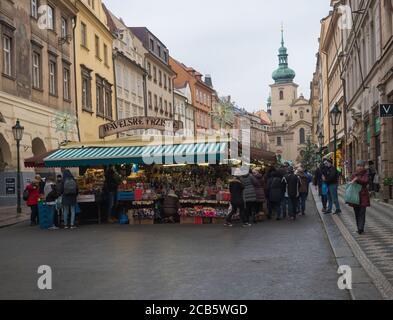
[[212, 217, 226, 225], [140, 219, 154, 225], [180, 216, 195, 224]]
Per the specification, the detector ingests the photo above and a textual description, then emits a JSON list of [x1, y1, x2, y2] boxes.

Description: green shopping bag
[[345, 183, 362, 206]]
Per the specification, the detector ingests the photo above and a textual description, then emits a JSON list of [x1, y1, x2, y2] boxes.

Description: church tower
[[268, 26, 313, 164]]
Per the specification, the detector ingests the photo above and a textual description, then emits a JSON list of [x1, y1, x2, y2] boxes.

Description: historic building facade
[[169, 58, 215, 133], [130, 27, 175, 126], [174, 83, 195, 137], [0, 0, 78, 205], [104, 6, 147, 136], [74, 0, 116, 141], [268, 30, 313, 164]]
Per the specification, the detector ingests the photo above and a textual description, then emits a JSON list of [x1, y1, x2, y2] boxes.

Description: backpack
[[23, 188, 29, 201], [63, 178, 77, 196]]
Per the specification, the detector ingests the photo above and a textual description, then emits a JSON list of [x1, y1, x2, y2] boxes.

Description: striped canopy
[[43, 142, 228, 167]]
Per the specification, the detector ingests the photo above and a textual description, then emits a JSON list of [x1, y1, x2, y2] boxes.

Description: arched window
[[279, 90, 284, 100], [299, 128, 306, 144]]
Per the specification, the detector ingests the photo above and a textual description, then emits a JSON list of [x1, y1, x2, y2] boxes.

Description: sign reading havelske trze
[[99, 117, 184, 138], [380, 104, 393, 118]]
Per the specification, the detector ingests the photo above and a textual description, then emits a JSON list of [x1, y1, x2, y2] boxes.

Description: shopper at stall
[[267, 169, 285, 220], [46, 183, 60, 230], [225, 175, 245, 227], [25, 179, 40, 226], [35, 175, 46, 196], [282, 167, 301, 220], [241, 170, 258, 226], [163, 189, 180, 223], [324, 158, 342, 215], [296, 167, 310, 216], [104, 166, 121, 223], [253, 169, 265, 222], [60, 170, 79, 229], [348, 160, 370, 235]]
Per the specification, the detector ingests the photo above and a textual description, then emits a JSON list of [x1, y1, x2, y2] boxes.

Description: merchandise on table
[[77, 169, 104, 195], [129, 208, 155, 220], [178, 206, 229, 218]]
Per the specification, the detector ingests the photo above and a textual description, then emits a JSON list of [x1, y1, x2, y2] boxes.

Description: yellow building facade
[[74, 0, 116, 142]]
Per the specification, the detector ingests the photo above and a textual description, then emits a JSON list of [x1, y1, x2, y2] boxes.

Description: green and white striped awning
[[44, 142, 228, 167]]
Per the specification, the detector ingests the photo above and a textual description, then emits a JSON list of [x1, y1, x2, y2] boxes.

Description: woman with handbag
[[348, 160, 370, 235]]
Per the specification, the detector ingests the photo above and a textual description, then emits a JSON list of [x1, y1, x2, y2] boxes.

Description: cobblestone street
[[0, 199, 349, 300]]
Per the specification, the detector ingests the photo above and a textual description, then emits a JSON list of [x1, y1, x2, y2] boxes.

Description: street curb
[[310, 187, 382, 300], [0, 217, 29, 229]]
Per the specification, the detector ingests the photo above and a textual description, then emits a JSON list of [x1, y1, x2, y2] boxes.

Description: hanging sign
[[380, 104, 393, 118], [99, 117, 184, 139]]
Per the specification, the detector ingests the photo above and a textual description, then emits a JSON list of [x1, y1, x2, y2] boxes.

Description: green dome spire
[[272, 25, 296, 84]]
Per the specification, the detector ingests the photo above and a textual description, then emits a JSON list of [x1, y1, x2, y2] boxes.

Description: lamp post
[[330, 104, 342, 169], [12, 120, 24, 215], [318, 132, 325, 162]]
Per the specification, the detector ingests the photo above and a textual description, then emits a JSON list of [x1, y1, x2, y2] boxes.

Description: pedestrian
[[46, 183, 60, 230], [296, 167, 310, 215], [225, 174, 245, 227], [348, 160, 370, 235], [252, 169, 266, 222], [282, 167, 301, 220], [278, 165, 289, 218], [25, 179, 40, 226], [60, 169, 79, 229], [267, 169, 285, 221], [263, 166, 275, 219], [323, 159, 342, 215], [104, 166, 121, 223], [241, 170, 259, 226], [35, 174, 46, 196], [163, 189, 180, 223]]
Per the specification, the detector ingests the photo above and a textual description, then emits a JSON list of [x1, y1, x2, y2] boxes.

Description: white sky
[[103, 0, 331, 112]]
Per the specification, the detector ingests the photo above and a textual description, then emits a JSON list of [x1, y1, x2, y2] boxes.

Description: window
[[104, 84, 113, 119], [164, 100, 168, 114], [277, 137, 282, 146], [148, 91, 152, 109], [299, 128, 306, 144], [150, 39, 154, 51], [196, 89, 199, 102], [95, 35, 100, 59], [279, 90, 284, 100], [159, 70, 162, 86], [61, 17, 67, 38], [169, 103, 172, 115], [163, 51, 167, 62], [32, 51, 41, 88], [147, 62, 151, 77], [157, 45, 161, 57], [31, 0, 38, 19], [164, 74, 167, 89], [104, 44, 108, 65], [47, 6, 54, 30], [159, 97, 163, 113], [81, 67, 92, 111], [200, 92, 203, 104], [96, 77, 104, 116], [81, 22, 87, 47], [63, 67, 70, 100], [153, 66, 157, 83], [154, 95, 158, 110], [3, 35, 12, 76], [49, 59, 57, 95], [168, 77, 172, 92]]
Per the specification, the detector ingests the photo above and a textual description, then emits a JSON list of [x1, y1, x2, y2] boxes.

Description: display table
[[77, 194, 102, 224]]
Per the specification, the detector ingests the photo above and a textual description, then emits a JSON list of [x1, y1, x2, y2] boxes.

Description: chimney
[[204, 74, 213, 88]]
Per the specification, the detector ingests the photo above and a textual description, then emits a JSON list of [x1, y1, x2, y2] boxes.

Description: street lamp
[[318, 132, 324, 161], [12, 120, 24, 215], [330, 104, 342, 169]]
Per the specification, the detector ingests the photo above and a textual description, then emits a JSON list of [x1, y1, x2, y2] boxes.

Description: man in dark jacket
[[282, 167, 301, 220], [267, 170, 285, 220], [324, 159, 342, 215], [225, 176, 246, 227], [104, 166, 121, 223], [314, 162, 328, 212]]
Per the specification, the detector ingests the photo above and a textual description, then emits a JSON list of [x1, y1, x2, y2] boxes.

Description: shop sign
[[99, 117, 184, 139], [380, 104, 393, 118], [5, 178, 16, 195]]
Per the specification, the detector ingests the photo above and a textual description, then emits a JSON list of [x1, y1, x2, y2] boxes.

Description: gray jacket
[[241, 174, 258, 203]]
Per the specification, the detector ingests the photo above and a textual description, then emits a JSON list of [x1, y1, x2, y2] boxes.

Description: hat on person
[[356, 160, 366, 167], [287, 166, 294, 173]]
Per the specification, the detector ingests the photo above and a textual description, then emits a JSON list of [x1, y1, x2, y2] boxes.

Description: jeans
[[354, 206, 367, 232], [327, 184, 341, 212], [63, 205, 76, 226], [226, 202, 245, 224], [270, 201, 282, 219], [30, 205, 38, 224], [107, 192, 117, 220], [299, 193, 308, 214], [288, 197, 299, 218]]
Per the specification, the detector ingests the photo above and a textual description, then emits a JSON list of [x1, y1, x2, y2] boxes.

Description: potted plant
[[383, 178, 393, 200]]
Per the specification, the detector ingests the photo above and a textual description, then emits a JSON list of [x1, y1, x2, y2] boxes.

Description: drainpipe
[[72, 15, 81, 142], [143, 56, 148, 117]]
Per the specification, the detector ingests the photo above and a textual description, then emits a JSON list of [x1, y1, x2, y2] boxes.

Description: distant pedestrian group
[[225, 164, 312, 227]]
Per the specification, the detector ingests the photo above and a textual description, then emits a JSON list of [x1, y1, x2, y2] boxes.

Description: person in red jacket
[[349, 160, 370, 235], [26, 180, 40, 226]]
